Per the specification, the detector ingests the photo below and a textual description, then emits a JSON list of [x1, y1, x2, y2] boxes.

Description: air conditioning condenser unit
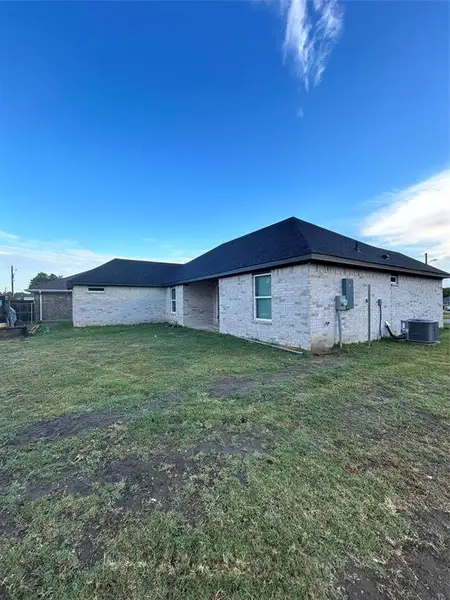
[[406, 319, 439, 344]]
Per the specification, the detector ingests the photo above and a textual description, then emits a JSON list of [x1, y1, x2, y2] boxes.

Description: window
[[390, 275, 398, 286], [87, 287, 105, 293], [254, 274, 272, 320], [171, 287, 176, 313]]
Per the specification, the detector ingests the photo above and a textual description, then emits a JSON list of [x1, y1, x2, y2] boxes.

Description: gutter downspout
[[337, 306, 343, 348], [39, 291, 43, 322]]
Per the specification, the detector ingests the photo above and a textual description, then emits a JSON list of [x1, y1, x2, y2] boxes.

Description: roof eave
[[164, 254, 313, 285], [28, 288, 72, 293], [309, 253, 449, 278], [68, 282, 165, 289], [164, 253, 448, 285]]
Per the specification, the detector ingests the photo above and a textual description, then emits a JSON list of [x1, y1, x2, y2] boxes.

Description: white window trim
[[170, 287, 176, 313], [390, 275, 399, 286], [254, 273, 272, 322], [87, 287, 105, 294]]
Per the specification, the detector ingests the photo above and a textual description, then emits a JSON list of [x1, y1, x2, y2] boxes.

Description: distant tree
[[443, 287, 450, 298], [28, 272, 61, 289]]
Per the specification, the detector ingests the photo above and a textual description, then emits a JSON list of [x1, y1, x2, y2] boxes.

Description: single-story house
[[32, 218, 449, 350]]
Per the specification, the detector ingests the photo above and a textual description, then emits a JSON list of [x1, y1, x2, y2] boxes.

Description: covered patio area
[[181, 280, 219, 332]]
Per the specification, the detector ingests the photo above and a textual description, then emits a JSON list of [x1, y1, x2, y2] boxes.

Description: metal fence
[[11, 301, 35, 323]]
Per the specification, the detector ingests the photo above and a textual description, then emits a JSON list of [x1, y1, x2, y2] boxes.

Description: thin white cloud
[[0, 234, 192, 292], [0, 230, 19, 241], [279, 0, 343, 89], [361, 169, 450, 279]]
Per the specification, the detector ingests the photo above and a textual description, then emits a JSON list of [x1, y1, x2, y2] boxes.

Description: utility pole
[[424, 253, 438, 266], [10, 265, 16, 297]]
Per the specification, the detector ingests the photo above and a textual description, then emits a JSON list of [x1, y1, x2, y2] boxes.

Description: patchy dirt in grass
[[102, 455, 192, 510], [74, 432, 268, 566], [340, 404, 386, 441], [208, 355, 346, 399], [0, 509, 25, 537], [76, 454, 199, 566], [178, 488, 208, 523], [0, 470, 11, 495], [139, 393, 182, 413], [9, 409, 127, 446], [77, 513, 123, 568], [76, 452, 222, 566], [77, 526, 105, 568], [208, 371, 307, 398], [9, 374, 289, 446], [9, 394, 183, 447], [9, 368, 312, 446], [185, 432, 269, 457], [7, 356, 343, 448], [414, 411, 450, 433], [1, 431, 269, 565], [363, 382, 400, 404], [339, 545, 450, 600], [416, 509, 450, 540], [337, 509, 450, 600], [236, 470, 248, 486], [23, 478, 93, 501], [6, 431, 268, 510], [99, 431, 268, 511]]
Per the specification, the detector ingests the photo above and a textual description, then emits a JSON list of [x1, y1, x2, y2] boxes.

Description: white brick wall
[[73, 286, 166, 327], [183, 282, 218, 330], [309, 264, 443, 351], [165, 282, 218, 330], [218, 264, 442, 351], [165, 285, 184, 326], [219, 265, 311, 349], [73, 265, 443, 350]]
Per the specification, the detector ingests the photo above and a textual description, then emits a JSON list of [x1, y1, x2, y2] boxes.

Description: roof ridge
[[289, 217, 313, 253], [182, 217, 300, 267], [111, 258, 182, 266]]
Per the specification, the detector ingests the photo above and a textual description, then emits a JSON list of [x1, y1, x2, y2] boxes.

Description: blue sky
[[0, 0, 449, 290]]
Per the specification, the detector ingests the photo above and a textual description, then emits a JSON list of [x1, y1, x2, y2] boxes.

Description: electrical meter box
[[341, 278, 354, 309], [335, 295, 348, 311]]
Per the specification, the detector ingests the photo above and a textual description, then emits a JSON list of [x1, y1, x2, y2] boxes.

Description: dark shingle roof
[[67, 258, 182, 287], [64, 217, 448, 288], [165, 217, 448, 283], [29, 277, 72, 291]]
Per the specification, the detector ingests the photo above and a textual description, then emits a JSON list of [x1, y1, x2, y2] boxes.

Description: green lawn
[[1, 323, 449, 600]]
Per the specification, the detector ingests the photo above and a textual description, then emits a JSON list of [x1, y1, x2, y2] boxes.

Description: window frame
[[390, 275, 399, 286], [170, 287, 177, 313], [253, 273, 272, 322], [87, 286, 105, 293]]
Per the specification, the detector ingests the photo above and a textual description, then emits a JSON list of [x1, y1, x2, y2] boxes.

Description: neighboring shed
[[28, 277, 73, 322]]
